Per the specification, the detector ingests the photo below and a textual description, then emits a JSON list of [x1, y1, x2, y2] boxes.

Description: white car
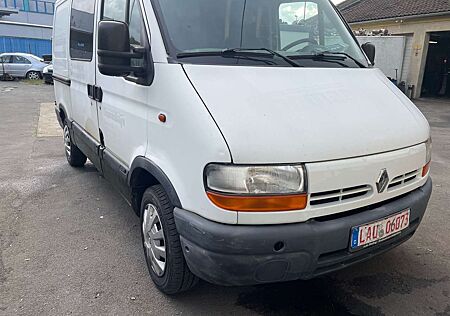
[[53, 0, 432, 294]]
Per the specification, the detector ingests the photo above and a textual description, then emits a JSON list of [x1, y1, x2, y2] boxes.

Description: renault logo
[[376, 169, 389, 193]]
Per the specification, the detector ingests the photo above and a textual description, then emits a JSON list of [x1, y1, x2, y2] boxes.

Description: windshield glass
[[153, 0, 368, 67]]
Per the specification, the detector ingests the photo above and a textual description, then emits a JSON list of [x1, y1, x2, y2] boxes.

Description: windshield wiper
[[289, 52, 366, 68], [176, 48, 302, 67], [319, 51, 367, 68], [222, 48, 302, 67]]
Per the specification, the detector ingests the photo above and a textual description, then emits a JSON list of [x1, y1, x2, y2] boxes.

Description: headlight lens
[[205, 164, 306, 195], [425, 137, 432, 164], [205, 164, 308, 212], [422, 137, 432, 177]]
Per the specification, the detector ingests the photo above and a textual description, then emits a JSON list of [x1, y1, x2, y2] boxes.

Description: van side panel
[[141, 0, 169, 64], [141, 63, 236, 224], [53, 0, 72, 117], [69, 0, 100, 142]]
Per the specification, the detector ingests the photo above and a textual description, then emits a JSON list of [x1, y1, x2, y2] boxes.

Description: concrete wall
[[0, 23, 52, 39], [356, 36, 409, 82], [349, 15, 450, 98]]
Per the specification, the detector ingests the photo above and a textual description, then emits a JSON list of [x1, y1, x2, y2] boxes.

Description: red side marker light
[[422, 162, 430, 177]]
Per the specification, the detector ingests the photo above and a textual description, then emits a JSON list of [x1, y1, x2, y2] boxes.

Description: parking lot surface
[[1, 81, 449, 316]]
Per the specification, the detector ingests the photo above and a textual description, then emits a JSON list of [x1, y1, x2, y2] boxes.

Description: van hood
[[183, 65, 430, 163]]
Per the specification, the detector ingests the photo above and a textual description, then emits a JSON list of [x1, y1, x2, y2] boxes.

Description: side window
[[101, 0, 147, 69], [70, 0, 95, 60], [128, 0, 145, 67], [13, 56, 32, 64], [102, 0, 127, 22], [0, 56, 12, 63], [129, 0, 144, 46], [279, 2, 319, 50]]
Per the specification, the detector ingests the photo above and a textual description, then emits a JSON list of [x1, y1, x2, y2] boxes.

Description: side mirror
[[98, 20, 145, 77], [362, 42, 376, 65]]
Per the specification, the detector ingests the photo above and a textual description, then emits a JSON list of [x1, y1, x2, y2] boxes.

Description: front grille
[[310, 185, 372, 206], [388, 169, 419, 191]]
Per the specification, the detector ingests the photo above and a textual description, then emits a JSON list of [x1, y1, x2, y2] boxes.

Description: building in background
[[339, 0, 450, 99], [0, 0, 54, 58]]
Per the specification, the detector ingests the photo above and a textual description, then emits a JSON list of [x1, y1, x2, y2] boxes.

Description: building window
[[3, 0, 24, 10], [1, 0, 55, 14], [70, 0, 95, 60]]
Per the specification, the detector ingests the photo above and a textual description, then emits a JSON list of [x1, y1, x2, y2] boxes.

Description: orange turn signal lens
[[422, 162, 431, 177], [206, 191, 308, 212]]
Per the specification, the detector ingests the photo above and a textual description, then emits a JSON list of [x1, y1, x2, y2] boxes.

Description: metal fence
[[0, 36, 52, 57]]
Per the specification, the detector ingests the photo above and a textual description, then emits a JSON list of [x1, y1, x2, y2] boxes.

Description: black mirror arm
[[98, 49, 144, 60], [97, 62, 144, 72]]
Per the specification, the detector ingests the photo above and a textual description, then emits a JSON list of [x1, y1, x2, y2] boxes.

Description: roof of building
[[338, 0, 450, 23]]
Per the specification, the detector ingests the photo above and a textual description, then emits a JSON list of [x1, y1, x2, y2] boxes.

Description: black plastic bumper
[[174, 179, 432, 286], [44, 73, 53, 83]]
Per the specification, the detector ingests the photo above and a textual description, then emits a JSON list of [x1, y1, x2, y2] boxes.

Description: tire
[[141, 185, 198, 295], [26, 71, 41, 80], [63, 120, 87, 167]]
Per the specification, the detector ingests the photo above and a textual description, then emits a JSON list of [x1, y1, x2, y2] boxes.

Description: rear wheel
[[26, 71, 40, 80], [63, 121, 87, 167], [141, 185, 198, 294]]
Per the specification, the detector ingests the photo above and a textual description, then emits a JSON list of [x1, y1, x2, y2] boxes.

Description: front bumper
[[174, 179, 432, 286], [43, 72, 53, 83]]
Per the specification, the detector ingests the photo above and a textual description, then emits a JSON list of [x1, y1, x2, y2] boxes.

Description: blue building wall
[[0, 36, 51, 56]]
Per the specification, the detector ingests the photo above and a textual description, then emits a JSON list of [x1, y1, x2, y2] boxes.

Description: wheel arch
[[56, 103, 69, 128], [26, 69, 42, 78], [128, 157, 182, 215]]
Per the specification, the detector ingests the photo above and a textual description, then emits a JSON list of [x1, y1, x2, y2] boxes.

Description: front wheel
[[26, 71, 41, 80], [141, 185, 198, 294]]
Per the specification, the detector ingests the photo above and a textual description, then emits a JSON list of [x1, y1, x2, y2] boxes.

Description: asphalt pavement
[[0, 81, 449, 316]]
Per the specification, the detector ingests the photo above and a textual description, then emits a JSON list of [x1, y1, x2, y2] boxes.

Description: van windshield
[[152, 0, 368, 68]]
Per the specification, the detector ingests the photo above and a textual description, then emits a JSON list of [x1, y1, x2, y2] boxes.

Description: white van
[[53, 0, 432, 294]]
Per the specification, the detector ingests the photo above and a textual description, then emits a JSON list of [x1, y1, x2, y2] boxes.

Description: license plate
[[350, 209, 410, 251]]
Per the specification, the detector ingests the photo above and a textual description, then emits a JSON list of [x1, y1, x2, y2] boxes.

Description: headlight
[[425, 137, 432, 164], [422, 137, 432, 177], [205, 164, 308, 212], [205, 164, 306, 194]]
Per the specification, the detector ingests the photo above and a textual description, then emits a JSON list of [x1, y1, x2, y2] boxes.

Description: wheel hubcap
[[28, 72, 39, 80], [64, 126, 71, 158], [142, 203, 166, 276]]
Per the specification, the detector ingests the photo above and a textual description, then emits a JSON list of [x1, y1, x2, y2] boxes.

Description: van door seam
[[181, 65, 234, 163]]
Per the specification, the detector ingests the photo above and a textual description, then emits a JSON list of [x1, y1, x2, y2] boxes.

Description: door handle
[[87, 84, 95, 99], [87, 85, 103, 102], [95, 86, 103, 103]]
